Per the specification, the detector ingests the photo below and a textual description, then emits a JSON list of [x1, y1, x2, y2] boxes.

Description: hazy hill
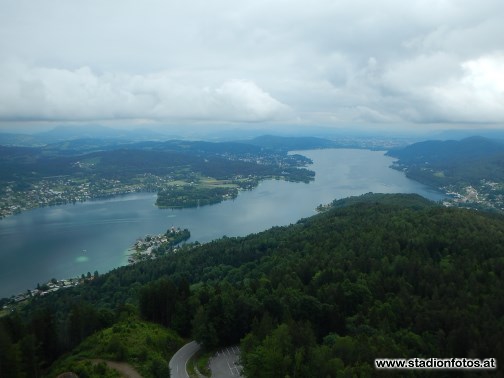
[[433, 129, 504, 141], [240, 134, 340, 151], [0, 125, 169, 147], [387, 136, 504, 165]]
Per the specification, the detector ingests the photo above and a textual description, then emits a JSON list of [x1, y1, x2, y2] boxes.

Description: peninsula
[[128, 227, 191, 264]]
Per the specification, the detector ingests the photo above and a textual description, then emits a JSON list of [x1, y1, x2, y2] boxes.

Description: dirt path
[[91, 359, 143, 378]]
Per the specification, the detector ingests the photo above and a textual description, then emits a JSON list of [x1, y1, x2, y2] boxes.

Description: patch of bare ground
[[91, 359, 143, 378]]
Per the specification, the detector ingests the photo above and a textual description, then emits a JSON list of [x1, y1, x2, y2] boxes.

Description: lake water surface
[[0, 149, 443, 298]]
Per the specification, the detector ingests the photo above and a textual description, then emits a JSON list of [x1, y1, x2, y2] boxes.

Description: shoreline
[[1, 275, 95, 313], [0, 227, 191, 306]]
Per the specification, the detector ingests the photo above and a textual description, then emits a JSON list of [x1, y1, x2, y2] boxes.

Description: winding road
[[169, 341, 201, 378]]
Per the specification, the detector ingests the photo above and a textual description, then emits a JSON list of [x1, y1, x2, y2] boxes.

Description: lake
[[0, 149, 443, 298]]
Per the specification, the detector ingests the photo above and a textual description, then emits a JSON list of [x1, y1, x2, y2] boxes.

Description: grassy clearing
[[47, 316, 184, 378], [167, 180, 190, 186], [165, 176, 239, 189], [199, 177, 238, 188]]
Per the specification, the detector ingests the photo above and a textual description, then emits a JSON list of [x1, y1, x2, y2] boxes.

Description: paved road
[[209, 345, 242, 377], [169, 341, 200, 378]]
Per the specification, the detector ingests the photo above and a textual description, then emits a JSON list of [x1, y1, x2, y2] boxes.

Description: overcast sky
[[0, 0, 503, 133]]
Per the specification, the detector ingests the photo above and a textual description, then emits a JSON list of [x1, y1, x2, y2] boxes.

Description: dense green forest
[[156, 185, 238, 208], [1, 194, 503, 377]]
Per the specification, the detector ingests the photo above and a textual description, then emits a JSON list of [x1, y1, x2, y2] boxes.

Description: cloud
[[372, 53, 504, 123], [0, 61, 289, 123], [427, 54, 504, 122], [0, 0, 503, 129]]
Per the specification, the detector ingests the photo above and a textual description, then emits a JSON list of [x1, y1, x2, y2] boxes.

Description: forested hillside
[[1, 193, 503, 377], [387, 136, 504, 187], [387, 137, 504, 211]]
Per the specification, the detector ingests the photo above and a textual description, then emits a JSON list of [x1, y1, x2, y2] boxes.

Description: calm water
[[0, 149, 442, 298]]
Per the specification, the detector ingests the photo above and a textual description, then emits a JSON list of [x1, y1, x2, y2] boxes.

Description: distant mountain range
[[0, 125, 171, 146], [0, 126, 345, 157], [0, 124, 414, 149], [0, 126, 342, 149]]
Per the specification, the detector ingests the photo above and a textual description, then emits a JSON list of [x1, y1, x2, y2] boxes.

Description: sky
[[0, 0, 503, 133]]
